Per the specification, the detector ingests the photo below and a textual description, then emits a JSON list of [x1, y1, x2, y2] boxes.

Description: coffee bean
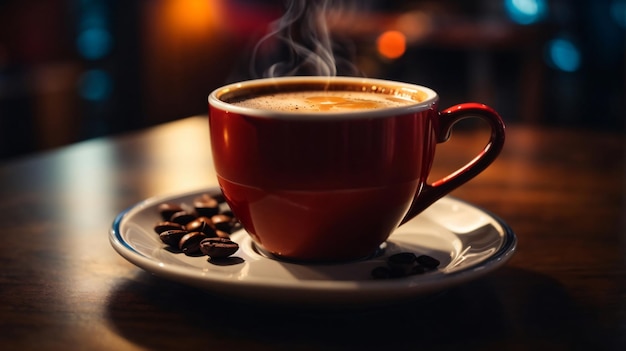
[[158, 203, 184, 221], [159, 229, 189, 247], [371, 252, 440, 279], [185, 216, 217, 236], [417, 255, 440, 270], [220, 209, 235, 217], [179, 232, 207, 255], [154, 221, 184, 234], [215, 230, 230, 239], [199, 237, 239, 258], [387, 252, 417, 276], [388, 252, 417, 265], [193, 194, 220, 217], [170, 211, 197, 225], [211, 214, 237, 233]]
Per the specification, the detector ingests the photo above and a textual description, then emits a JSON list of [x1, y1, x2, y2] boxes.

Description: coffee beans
[[154, 221, 184, 234], [152, 193, 440, 278], [210, 214, 237, 233], [371, 252, 441, 279], [159, 229, 189, 247], [199, 237, 240, 258], [193, 194, 220, 217], [387, 252, 418, 276], [416, 254, 441, 270], [154, 193, 240, 258], [185, 217, 217, 236], [179, 232, 208, 255], [170, 211, 197, 225], [158, 203, 184, 221]]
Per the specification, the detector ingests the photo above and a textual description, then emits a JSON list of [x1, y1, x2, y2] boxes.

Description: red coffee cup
[[208, 76, 505, 262]]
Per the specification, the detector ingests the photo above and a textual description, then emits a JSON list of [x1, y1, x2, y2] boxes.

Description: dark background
[[0, 0, 624, 160]]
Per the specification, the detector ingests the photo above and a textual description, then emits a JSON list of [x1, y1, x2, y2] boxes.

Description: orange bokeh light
[[377, 30, 407, 59], [163, 0, 223, 36]]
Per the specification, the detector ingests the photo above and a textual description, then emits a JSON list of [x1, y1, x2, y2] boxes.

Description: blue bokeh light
[[76, 27, 112, 60], [78, 69, 113, 101], [546, 38, 582, 73], [611, 0, 626, 28], [504, 0, 547, 25]]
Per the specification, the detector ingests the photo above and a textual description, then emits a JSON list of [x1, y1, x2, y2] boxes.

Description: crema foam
[[230, 91, 417, 113]]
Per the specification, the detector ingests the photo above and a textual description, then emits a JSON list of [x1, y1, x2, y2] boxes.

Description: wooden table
[[1, 116, 624, 350]]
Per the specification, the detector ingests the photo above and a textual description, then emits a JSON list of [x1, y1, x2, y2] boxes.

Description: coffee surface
[[230, 91, 417, 113]]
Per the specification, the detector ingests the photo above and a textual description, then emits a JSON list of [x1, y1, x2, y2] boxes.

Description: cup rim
[[208, 76, 438, 119]]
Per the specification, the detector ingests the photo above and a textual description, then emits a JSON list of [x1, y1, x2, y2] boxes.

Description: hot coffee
[[230, 90, 418, 113]]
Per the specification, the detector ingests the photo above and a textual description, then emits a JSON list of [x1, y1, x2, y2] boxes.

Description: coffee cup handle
[[400, 102, 506, 224]]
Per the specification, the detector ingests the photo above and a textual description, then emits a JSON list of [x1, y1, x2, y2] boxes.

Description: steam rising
[[251, 0, 361, 78]]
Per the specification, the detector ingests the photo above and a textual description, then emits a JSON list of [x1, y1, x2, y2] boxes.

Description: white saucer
[[110, 187, 516, 305]]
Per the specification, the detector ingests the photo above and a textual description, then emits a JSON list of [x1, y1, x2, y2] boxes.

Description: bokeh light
[[377, 30, 407, 60], [163, 0, 222, 35], [546, 38, 581, 72], [76, 27, 112, 60], [611, 0, 626, 28], [504, 0, 547, 25], [78, 69, 112, 101]]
